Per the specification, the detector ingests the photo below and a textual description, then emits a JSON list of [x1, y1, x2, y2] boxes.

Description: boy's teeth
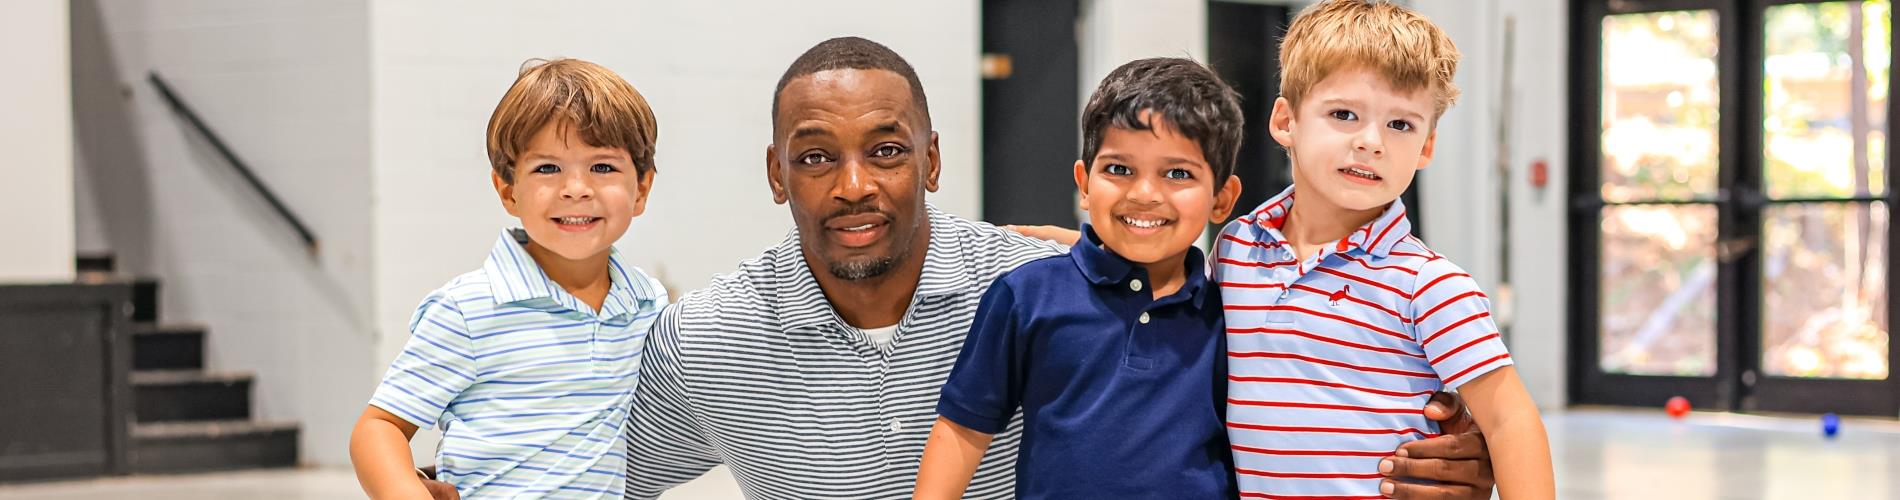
[[1121, 217, 1167, 228], [558, 217, 594, 225], [1341, 167, 1380, 180]]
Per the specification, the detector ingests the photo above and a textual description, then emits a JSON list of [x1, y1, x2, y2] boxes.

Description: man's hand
[[1001, 225, 1081, 246], [1381, 391, 1496, 499], [417, 467, 459, 500]]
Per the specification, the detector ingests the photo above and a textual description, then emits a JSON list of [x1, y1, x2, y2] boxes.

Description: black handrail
[[147, 71, 318, 256]]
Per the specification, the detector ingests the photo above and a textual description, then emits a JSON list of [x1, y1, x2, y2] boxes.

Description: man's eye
[[1165, 169, 1193, 180], [533, 164, 559, 174], [1104, 164, 1132, 176], [872, 145, 906, 158], [1388, 120, 1415, 132], [591, 163, 619, 173], [1330, 110, 1357, 121], [798, 153, 833, 165]]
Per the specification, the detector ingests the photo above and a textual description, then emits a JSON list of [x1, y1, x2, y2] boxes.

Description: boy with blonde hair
[[1218, 1, 1552, 498], [349, 58, 667, 499]]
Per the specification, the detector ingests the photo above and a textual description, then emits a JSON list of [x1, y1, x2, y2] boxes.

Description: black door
[[1570, 0, 1898, 416]]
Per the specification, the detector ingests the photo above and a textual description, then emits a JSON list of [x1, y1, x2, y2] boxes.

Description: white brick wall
[[71, 0, 375, 466]]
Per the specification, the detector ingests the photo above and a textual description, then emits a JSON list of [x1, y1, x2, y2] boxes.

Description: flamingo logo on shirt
[[1328, 284, 1352, 307]]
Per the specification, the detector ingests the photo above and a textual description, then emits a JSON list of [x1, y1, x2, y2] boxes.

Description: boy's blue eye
[[533, 164, 559, 174], [1388, 120, 1414, 132], [1330, 110, 1357, 121], [1103, 164, 1132, 176], [591, 163, 618, 173], [1165, 168, 1193, 180]]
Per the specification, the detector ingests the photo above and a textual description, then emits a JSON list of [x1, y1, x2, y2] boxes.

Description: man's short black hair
[[772, 36, 932, 133], [1081, 57, 1243, 189]]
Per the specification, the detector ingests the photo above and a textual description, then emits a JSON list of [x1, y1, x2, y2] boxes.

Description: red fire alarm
[[1529, 158, 1549, 189]]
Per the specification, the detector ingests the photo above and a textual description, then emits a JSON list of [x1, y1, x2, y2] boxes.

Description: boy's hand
[[1380, 391, 1496, 499], [1001, 225, 1081, 246]]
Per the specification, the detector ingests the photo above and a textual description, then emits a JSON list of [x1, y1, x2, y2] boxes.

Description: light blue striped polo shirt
[[371, 228, 666, 499]]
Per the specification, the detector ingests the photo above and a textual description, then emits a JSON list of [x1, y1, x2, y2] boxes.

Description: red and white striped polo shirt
[[1215, 185, 1512, 499]]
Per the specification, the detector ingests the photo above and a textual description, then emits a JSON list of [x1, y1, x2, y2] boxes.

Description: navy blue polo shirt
[[937, 225, 1236, 499]]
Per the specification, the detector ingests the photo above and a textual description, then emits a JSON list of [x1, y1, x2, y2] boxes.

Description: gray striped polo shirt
[[625, 205, 1065, 499]]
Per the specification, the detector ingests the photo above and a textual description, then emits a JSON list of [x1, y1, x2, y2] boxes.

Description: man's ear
[[492, 170, 519, 216], [1072, 159, 1090, 208], [923, 131, 942, 193], [765, 143, 788, 205], [1416, 128, 1438, 170], [1268, 96, 1296, 150], [1211, 174, 1243, 223]]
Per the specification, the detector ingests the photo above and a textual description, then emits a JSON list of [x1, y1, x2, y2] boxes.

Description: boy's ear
[[492, 170, 520, 217], [1211, 174, 1243, 223], [1071, 159, 1090, 207], [1268, 96, 1296, 149], [630, 167, 657, 217], [1416, 129, 1438, 170], [765, 143, 789, 205]]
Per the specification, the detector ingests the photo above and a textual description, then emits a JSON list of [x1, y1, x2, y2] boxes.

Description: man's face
[[767, 69, 940, 281]]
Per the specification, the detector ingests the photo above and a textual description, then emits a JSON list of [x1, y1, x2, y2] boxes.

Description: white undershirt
[[861, 324, 900, 349]]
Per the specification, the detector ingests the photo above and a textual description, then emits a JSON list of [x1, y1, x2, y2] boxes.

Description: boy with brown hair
[[349, 58, 667, 499]]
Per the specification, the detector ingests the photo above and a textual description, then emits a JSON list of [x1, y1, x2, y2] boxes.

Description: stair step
[[76, 253, 115, 274], [131, 279, 159, 323], [129, 420, 299, 474], [132, 324, 205, 370], [132, 370, 252, 423]]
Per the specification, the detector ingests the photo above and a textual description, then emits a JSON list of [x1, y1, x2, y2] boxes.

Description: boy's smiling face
[[493, 118, 654, 261], [1075, 112, 1241, 266], [1272, 65, 1438, 213]]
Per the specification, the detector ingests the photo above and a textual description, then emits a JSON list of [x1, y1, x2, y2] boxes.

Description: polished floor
[[3, 408, 1895, 499]]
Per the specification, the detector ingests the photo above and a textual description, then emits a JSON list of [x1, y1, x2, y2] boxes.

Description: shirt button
[[1130, 280, 1143, 292], [889, 419, 903, 432], [1139, 312, 1151, 324]]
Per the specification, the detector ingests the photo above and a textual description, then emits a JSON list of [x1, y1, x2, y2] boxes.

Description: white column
[[0, 0, 76, 283]]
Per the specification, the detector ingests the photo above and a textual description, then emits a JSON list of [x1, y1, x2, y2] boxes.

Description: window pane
[[1600, 11, 1722, 203], [1599, 205, 1719, 376], [1761, 202, 1890, 380], [1764, 1, 1891, 199]]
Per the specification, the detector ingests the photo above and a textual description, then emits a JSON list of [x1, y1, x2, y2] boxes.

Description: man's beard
[[828, 255, 898, 281]]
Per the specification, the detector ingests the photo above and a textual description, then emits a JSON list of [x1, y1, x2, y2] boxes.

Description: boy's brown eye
[[1388, 120, 1414, 132], [1330, 110, 1357, 121]]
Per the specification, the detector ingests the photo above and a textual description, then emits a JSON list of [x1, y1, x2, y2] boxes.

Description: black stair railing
[[147, 71, 319, 256]]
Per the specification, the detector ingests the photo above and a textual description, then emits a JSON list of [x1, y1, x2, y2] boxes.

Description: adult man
[[425, 36, 1496, 500]]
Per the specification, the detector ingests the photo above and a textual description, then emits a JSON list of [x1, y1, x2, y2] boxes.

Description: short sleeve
[[1408, 259, 1513, 389], [934, 279, 1028, 435], [368, 290, 478, 428]]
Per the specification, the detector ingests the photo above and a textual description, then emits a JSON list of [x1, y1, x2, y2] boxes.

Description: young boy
[[1217, 1, 1553, 498], [349, 58, 666, 499], [914, 57, 1246, 499]]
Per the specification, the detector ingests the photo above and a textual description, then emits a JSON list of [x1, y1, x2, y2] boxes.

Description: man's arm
[[625, 304, 727, 499], [1382, 391, 1496, 499]]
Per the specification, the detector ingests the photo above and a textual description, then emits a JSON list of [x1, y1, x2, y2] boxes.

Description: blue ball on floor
[[1821, 413, 1841, 439]]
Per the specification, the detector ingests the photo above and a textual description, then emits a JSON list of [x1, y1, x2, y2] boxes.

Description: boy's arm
[[356, 292, 477, 499], [351, 406, 431, 499], [914, 417, 996, 500], [1455, 367, 1553, 500]]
